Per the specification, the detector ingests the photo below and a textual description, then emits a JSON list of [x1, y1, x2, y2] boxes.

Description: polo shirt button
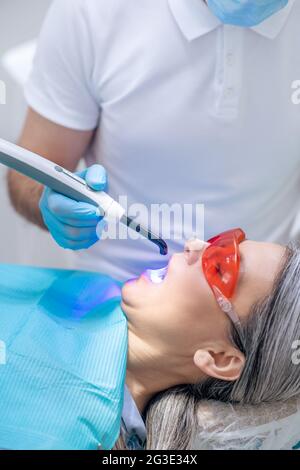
[[226, 52, 234, 66], [225, 87, 234, 98], [97, 443, 103, 450]]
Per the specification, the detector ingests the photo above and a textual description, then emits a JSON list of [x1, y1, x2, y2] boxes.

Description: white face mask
[[206, 0, 289, 27]]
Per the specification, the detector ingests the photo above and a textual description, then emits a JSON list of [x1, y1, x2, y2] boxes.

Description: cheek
[[168, 259, 211, 301], [154, 281, 221, 346], [162, 271, 214, 324]]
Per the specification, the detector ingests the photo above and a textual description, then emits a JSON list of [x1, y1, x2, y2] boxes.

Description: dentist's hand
[[39, 164, 107, 250]]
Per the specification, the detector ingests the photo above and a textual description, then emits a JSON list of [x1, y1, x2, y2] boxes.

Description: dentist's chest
[[90, 20, 300, 199]]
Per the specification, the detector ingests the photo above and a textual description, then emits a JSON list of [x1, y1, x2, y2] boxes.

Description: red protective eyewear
[[202, 228, 246, 326]]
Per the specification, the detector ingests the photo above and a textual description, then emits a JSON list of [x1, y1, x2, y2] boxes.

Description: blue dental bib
[[0, 264, 128, 450]]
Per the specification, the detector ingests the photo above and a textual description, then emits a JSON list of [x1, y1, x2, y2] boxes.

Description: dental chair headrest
[[192, 396, 300, 450]]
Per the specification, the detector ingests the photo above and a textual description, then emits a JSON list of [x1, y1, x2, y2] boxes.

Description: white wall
[[0, 0, 74, 268]]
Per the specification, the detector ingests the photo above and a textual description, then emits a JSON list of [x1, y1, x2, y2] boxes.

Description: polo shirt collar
[[168, 0, 296, 40], [121, 385, 146, 450]]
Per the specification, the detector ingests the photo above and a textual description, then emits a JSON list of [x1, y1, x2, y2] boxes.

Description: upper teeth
[[146, 266, 168, 284]]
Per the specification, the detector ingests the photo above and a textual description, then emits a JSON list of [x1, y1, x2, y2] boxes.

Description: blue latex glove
[[39, 164, 107, 250], [206, 0, 288, 27]]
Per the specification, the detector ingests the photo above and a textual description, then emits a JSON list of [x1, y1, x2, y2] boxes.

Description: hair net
[[192, 396, 300, 450]]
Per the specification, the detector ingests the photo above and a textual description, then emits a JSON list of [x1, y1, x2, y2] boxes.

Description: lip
[[140, 273, 152, 284]]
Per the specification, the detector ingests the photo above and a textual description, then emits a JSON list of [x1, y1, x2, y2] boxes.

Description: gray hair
[[144, 243, 300, 450]]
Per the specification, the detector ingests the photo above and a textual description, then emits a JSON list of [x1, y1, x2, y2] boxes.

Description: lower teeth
[[146, 266, 168, 284]]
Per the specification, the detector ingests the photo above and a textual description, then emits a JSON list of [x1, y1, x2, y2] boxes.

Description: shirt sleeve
[[24, 0, 100, 131]]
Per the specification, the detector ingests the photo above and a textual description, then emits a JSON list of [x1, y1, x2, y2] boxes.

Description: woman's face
[[121, 237, 286, 359]]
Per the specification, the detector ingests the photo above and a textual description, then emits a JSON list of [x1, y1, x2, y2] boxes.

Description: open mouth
[[145, 266, 168, 284]]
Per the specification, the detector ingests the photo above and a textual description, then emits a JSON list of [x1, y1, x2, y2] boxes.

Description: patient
[[0, 228, 299, 450], [122, 228, 300, 449]]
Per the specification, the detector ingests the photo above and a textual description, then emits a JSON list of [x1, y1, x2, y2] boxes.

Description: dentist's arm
[[7, 108, 106, 250]]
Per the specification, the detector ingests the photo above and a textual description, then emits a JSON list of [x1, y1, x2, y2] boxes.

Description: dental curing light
[[0, 138, 168, 256]]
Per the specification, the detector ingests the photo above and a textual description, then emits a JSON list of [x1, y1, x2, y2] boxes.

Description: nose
[[184, 238, 210, 265]]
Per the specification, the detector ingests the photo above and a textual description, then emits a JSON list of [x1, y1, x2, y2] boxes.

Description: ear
[[193, 347, 245, 382]]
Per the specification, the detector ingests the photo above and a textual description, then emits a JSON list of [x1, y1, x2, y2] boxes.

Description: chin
[[120, 294, 137, 325], [121, 278, 138, 309]]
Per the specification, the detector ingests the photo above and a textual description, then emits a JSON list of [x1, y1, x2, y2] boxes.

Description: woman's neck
[[126, 327, 194, 414]]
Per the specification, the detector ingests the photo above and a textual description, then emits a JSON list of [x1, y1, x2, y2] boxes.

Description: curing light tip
[[120, 215, 168, 256]]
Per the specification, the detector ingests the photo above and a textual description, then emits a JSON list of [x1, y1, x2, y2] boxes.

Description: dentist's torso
[[26, 0, 300, 281]]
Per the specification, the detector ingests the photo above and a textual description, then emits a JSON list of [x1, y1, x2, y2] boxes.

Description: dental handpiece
[[0, 138, 168, 256]]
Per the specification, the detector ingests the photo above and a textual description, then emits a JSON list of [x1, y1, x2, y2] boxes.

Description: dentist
[[7, 0, 300, 281]]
